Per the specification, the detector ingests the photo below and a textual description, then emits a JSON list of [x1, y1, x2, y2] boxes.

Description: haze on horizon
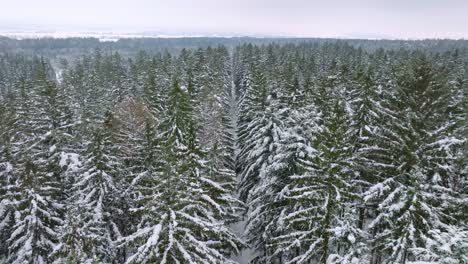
[[0, 0, 467, 39]]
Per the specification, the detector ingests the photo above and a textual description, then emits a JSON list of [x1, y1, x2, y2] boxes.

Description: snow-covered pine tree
[[278, 62, 305, 109], [239, 63, 322, 263], [201, 55, 244, 226], [363, 54, 467, 263], [196, 47, 231, 151], [120, 78, 242, 263], [142, 64, 166, 117], [273, 95, 366, 264], [0, 90, 16, 262], [52, 204, 90, 263], [343, 66, 384, 236], [220, 54, 239, 173], [54, 126, 120, 262], [127, 52, 147, 98], [237, 60, 270, 202], [108, 96, 160, 262], [5, 155, 63, 264], [6, 58, 73, 264], [245, 98, 315, 263], [0, 61, 38, 261], [236, 56, 289, 262]]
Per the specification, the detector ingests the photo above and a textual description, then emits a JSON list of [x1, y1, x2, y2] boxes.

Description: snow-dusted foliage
[[54, 128, 119, 262], [273, 99, 367, 263], [0, 41, 466, 263], [0, 59, 74, 264], [120, 79, 243, 263], [361, 54, 467, 263]]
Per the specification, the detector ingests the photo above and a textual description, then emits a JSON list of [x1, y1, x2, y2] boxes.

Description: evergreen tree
[[55, 127, 119, 262], [0, 91, 16, 262], [237, 61, 270, 201], [363, 54, 467, 263], [121, 79, 242, 263], [6, 59, 71, 264], [274, 98, 366, 264]]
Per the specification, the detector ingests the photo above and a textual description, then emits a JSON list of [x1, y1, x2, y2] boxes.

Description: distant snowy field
[[0, 27, 269, 42], [0, 31, 212, 41], [0, 24, 287, 41]]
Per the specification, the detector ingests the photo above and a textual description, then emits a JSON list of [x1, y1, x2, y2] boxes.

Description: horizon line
[[0, 33, 467, 42]]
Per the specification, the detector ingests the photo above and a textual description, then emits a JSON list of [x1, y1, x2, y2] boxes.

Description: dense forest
[[0, 38, 467, 264]]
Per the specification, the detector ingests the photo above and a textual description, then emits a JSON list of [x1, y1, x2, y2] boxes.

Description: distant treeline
[[1, 36, 468, 55]]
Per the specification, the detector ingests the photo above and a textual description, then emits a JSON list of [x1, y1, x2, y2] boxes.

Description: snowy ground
[[230, 217, 255, 264]]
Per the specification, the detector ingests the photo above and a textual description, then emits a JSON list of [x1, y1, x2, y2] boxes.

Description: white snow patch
[[59, 152, 82, 172], [0, 162, 13, 174], [49, 145, 57, 153]]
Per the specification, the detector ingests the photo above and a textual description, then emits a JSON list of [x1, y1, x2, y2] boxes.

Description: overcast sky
[[0, 0, 467, 39]]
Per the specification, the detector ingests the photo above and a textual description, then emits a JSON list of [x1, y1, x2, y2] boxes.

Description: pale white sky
[[0, 0, 467, 39]]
